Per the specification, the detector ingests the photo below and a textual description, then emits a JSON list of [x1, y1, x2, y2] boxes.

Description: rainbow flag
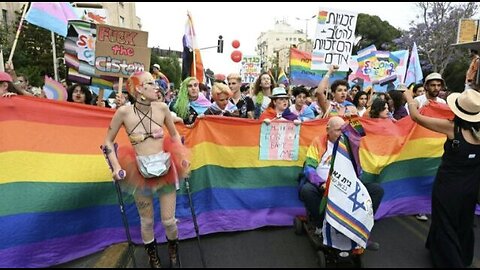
[[0, 96, 459, 267], [277, 67, 289, 86], [25, 2, 80, 37], [43, 75, 67, 101], [318, 10, 328, 24], [289, 47, 346, 87]]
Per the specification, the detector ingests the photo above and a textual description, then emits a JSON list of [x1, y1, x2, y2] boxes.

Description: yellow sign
[[457, 19, 480, 44]]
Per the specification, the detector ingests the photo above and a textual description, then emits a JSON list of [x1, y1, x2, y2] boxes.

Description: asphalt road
[[56, 214, 480, 268]]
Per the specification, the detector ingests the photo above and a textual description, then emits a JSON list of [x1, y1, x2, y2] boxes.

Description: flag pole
[[8, 2, 29, 64], [51, 32, 59, 81], [0, 46, 5, 72], [188, 11, 196, 78]]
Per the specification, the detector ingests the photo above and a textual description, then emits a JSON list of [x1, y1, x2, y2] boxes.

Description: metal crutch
[[182, 137, 207, 267], [100, 143, 137, 268]]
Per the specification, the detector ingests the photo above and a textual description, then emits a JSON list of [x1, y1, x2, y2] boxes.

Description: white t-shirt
[[315, 140, 334, 183], [414, 94, 446, 109]]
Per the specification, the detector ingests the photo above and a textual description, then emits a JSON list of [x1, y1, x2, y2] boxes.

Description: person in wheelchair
[[298, 116, 384, 251]]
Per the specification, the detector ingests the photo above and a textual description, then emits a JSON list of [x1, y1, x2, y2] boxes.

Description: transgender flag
[[25, 2, 80, 37], [404, 42, 423, 86]]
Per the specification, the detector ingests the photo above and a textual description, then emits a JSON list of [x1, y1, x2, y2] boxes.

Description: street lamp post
[[296, 14, 316, 42]]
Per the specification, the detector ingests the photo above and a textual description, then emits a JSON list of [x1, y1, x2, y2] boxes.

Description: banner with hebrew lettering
[[240, 55, 262, 83], [312, 8, 358, 72]]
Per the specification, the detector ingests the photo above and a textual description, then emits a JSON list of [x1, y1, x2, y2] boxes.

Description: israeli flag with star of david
[[322, 133, 374, 249]]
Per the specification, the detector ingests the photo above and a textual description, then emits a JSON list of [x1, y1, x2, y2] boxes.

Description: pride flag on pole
[[289, 47, 346, 87], [404, 42, 423, 86], [43, 75, 67, 101], [277, 67, 289, 86], [25, 2, 80, 37], [181, 11, 204, 83]]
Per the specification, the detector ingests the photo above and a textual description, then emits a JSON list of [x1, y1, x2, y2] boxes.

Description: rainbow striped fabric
[[0, 97, 455, 267], [289, 48, 346, 87]]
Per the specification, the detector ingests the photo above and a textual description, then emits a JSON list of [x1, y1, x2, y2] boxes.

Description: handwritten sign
[[259, 121, 300, 161], [240, 55, 262, 83], [348, 46, 409, 92], [457, 19, 480, 44], [94, 24, 150, 77], [311, 8, 358, 72]]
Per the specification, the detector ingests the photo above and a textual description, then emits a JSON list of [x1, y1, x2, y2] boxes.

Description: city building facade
[[255, 19, 313, 73]]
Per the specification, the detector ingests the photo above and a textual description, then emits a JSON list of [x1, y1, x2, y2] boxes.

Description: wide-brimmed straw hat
[[269, 87, 289, 99], [446, 89, 480, 122]]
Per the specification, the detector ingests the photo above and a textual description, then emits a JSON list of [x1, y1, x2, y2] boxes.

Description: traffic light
[[217, 35, 224, 53]]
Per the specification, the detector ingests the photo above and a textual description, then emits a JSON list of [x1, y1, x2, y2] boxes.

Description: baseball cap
[[0, 71, 13, 82]]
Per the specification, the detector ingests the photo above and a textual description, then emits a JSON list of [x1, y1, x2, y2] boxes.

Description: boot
[[167, 238, 180, 268], [144, 239, 162, 268]]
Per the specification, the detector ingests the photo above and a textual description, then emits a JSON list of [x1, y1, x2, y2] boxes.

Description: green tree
[[396, 2, 478, 78], [0, 5, 66, 87], [150, 51, 182, 89], [354, 13, 402, 54]]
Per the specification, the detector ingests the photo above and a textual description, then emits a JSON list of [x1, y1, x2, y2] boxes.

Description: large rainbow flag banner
[[0, 96, 457, 267], [289, 47, 346, 87]]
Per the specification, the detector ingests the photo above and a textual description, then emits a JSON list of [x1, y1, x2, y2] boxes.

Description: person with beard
[[412, 73, 446, 109]]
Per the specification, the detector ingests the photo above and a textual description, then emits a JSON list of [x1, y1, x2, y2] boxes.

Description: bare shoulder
[[115, 104, 131, 116], [153, 102, 169, 111]]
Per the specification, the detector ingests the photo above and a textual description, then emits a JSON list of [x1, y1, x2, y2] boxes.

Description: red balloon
[[231, 50, 242, 63], [232, 40, 240, 49]]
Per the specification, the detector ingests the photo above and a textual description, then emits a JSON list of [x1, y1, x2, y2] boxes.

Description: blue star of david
[[348, 181, 366, 212]]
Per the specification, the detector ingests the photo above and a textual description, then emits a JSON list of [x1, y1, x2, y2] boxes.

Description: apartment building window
[[119, 16, 125, 27]]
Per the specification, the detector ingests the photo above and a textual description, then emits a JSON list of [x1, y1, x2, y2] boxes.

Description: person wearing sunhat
[[404, 88, 480, 268], [259, 86, 299, 123], [0, 71, 19, 98]]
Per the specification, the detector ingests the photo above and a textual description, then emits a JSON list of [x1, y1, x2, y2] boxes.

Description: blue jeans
[[299, 181, 384, 228]]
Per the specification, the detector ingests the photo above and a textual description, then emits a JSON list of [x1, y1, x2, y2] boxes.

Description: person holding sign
[[103, 71, 189, 268], [315, 65, 357, 118], [299, 116, 383, 250], [404, 87, 480, 268]]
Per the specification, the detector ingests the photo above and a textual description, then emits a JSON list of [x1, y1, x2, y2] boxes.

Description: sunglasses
[[188, 83, 199, 88]]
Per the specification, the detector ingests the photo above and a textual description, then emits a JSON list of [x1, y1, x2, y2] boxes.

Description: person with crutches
[[103, 71, 189, 268]]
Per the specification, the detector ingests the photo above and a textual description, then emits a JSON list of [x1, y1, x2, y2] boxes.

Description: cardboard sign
[[312, 8, 358, 72], [94, 24, 150, 77]]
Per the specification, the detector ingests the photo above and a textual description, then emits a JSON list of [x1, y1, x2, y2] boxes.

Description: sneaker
[[415, 214, 428, 221], [314, 227, 323, 237], [366, 240, 380, 251]]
